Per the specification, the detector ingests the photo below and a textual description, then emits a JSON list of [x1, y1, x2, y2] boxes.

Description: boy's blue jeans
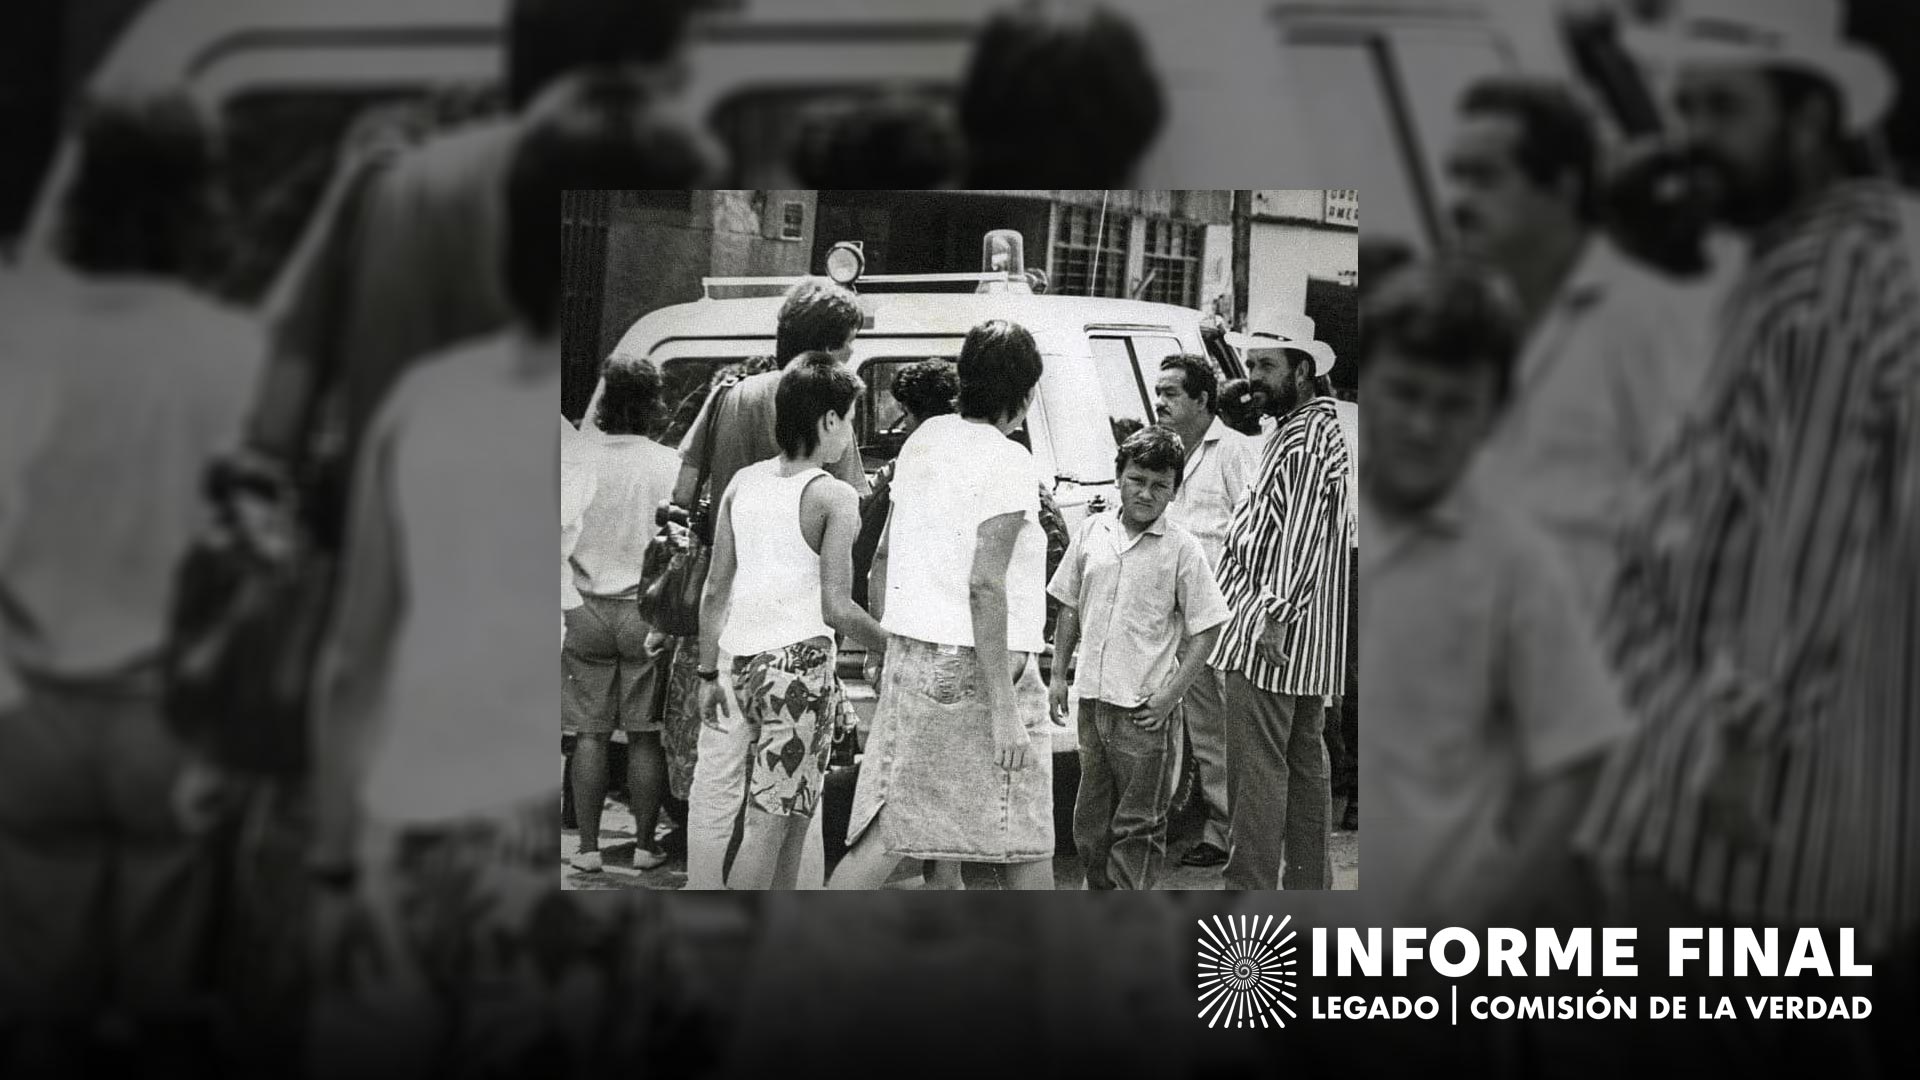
[[1073, 698, 1179, 890]]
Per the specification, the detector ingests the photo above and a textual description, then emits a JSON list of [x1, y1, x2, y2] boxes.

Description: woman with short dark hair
[[695, 354, 890, 889], [829, 320, 1059, 889]]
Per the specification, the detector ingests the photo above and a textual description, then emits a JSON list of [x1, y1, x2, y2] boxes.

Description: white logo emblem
[[1197, 914, 1299, 1028]]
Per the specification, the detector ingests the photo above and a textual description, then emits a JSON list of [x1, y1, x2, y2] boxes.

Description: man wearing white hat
[[1580, 0, 1920, 972], [1207, 320, 1352, 891]]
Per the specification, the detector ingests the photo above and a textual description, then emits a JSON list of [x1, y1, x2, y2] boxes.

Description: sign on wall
[[1324, 189, 1359, 229]]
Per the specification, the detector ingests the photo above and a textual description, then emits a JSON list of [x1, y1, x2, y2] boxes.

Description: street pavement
[[562, 787, 1361, 891]]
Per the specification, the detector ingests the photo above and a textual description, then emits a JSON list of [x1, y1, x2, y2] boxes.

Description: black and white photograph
[[7, 0, 1920, 1076], [559, 189, 1361, 892]]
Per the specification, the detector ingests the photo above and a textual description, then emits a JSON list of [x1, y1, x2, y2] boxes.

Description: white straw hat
[[1623, 0, 1895, 134]]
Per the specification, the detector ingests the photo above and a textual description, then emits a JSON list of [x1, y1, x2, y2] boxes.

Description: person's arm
[[311, 393, 408, 873], [868, 508, 891, 622], [1460, 534, 1633, 924], [970, 511, 1029, 771], [1044, 519, 1089, 725], [696, 485, 740, 677], [811, 478, 889, 651], [1048, 604, 1080, 726], [829, 441, 873, 498], [1135, 625, 1222, 733], [673, 387, 721, 510]]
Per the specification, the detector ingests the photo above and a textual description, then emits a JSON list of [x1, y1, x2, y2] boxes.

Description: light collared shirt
[[1470, 236, 1713, 617], [1362, 474, 1630, 923], [1047, 509, 1230, 708], [1163, 416, 1256, 572]]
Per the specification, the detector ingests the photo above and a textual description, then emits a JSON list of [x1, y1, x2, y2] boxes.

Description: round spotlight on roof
[[825, 241, 865, 286]]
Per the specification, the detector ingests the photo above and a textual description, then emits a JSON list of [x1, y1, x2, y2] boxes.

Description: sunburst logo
[[1197, 914, 1300, 1028]]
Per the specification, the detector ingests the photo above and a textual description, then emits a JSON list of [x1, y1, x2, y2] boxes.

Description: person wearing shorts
[[694, 354, 889, 890], [564, 354, 679, 874]]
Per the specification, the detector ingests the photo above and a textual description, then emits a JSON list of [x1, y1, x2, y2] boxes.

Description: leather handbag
[[160, 145, 393, 778], [638, 378, 735, 636]]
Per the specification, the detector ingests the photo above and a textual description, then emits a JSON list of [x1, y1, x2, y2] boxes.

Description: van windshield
[[855, 354, 959, 463]]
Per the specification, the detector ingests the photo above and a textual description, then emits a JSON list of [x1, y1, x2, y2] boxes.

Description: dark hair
[[956, 319, 1044, 423], [1362, 262, 1522, 402], [775, 352, 865, 458], [62, 97, 216, 277], [1158, 354, 1218, 413], [1459, 77, 1599, 222], [891, 359, 960, 422], [792, 94, 963, 189], [507, 0, 695, 110], [776, 278, 865, 364], [1115, 425, 1186, 491], [505, 72, 718, 335], [959, 2, 1164, 187], [595, 354, 662, 435], [1216, 379, 1265, 436]]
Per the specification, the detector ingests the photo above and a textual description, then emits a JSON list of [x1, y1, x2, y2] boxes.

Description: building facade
[[1247, 189, 1359, 389]]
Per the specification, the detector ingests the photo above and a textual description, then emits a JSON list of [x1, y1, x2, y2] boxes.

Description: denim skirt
[[847, 635, 1054, 863]]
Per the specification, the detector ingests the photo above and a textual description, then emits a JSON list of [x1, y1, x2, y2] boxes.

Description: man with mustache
[[1152, 354, 1256, 869], [1207, 326, 1351, 891], [1578, 0, 1920, 1015], [1444, 75, 1709, 618]]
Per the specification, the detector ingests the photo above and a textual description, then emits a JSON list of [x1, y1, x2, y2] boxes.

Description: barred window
[[1139, 218, 1199, 308], [1051, 205, 1127, 298]]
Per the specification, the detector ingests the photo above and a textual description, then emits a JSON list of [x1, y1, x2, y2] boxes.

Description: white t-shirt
[[560, 416, 598, 609], [570, 432, 677, 600], [882, 415, 1047, 654], [358, 332, 559, 824]]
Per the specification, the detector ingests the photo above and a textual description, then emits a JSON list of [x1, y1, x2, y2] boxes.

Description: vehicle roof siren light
[[826, 241, 865, 286], [979, 229, 1032, 294]]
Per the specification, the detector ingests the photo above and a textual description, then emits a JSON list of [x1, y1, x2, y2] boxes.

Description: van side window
[[1127, 335, 1184, 398], [1088, 336, 1152, 435]]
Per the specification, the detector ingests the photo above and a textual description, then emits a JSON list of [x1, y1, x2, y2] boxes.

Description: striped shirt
[[1576, 181, 1920, 951], [1209, 397, 1353, 696]]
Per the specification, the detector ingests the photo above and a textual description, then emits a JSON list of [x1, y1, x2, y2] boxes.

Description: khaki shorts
[[562, 595, 668, 736]]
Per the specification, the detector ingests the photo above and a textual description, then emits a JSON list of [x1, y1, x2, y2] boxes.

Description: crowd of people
[[563, 277, 1358, 893], [1214, 11, 1920, 1075]]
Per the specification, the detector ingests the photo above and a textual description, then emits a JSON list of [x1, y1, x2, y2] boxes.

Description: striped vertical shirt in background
[[1576, 182, 1920, 952], [1210, 397, 1353, 697]]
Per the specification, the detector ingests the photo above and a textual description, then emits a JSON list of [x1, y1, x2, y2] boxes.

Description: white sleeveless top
[[719, 459, 834, 658]]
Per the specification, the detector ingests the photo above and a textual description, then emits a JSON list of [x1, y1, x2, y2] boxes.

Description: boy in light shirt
[[1048, 426, 1231, 889]]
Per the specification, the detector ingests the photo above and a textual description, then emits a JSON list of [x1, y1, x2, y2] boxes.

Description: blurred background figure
[[1358, 261, 1627, 926], [1445, 74, 1710, 618], [307, 71, 717, 1078], [791, 92, 964, 190], [959, 0, 1165, 188], [0, 95, 260, 1076], [1579, 0, 1920, 964], [248, 0, 700, 474]]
